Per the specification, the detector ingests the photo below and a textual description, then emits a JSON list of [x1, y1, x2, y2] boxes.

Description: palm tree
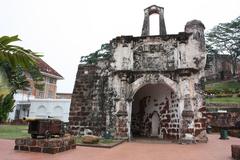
[[0, 35, 40, 69], [0, 35, 40, 100], [0, 68, 11, 99], [0, 35, 42, 122]]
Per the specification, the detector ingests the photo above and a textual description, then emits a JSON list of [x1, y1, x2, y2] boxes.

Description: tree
[[0, 67, 11, 99], [0, 35, 41, 98], [0, 35, 42, 122], [80, 43, 111, 64], [206, 16, 240, 76], [0, 93, 15, 122], [0, 35, 39, 69]]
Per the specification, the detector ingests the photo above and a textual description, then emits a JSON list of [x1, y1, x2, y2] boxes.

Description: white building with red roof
[[8, 59, 71, 122]]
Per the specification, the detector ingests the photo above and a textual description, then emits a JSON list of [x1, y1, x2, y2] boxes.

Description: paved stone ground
[[0, 134, 239, 160]]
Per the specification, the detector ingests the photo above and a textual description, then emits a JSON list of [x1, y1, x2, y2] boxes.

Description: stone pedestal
[[231, 145, 240, 160], [14, 135, 76, 154]]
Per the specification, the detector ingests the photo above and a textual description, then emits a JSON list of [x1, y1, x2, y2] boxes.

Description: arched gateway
[[129, 74, 179, 139], [69, 5, 208, 143]]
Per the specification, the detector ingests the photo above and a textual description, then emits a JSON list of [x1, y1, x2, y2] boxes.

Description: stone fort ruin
[[69, 5, 207, 143]]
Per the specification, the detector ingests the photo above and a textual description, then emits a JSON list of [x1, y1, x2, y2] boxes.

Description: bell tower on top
[[141, 5, 167, 36]]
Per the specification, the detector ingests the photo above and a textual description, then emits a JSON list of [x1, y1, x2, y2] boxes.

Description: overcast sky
[[1, 0, 239, 93]]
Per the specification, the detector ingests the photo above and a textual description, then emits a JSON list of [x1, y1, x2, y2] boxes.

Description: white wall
[[29, 99, 71, 122], [9, 98, 71, 122]]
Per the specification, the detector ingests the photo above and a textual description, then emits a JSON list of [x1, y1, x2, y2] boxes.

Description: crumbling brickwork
[[69, 65, 107, 135]]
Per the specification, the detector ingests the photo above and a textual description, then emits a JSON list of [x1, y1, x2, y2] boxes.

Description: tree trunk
[[232, 56, 237, 77]]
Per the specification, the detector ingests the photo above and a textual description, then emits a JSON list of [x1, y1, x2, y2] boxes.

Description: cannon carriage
[[23, 117, 65, 139]]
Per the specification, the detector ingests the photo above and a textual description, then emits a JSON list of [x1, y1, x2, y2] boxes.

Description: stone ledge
[[14, 135, 76, 154]]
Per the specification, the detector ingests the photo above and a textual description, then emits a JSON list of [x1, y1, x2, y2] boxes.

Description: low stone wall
[[14, 135, 76, 154], [206, 103, 240, 128]]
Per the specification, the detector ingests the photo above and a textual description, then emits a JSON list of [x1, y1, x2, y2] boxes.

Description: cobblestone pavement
[[0, 134, 239, 160]]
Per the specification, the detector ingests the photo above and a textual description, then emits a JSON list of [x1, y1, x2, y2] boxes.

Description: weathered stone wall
[[69, 64, 105, 135]]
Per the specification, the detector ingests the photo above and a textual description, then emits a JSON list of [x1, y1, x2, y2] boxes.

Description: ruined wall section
[[178, 74, 207, 142], [69, 59, 118, 136], [177, 20, 207, 142], [69, 64, 105, 135], [182, 20, 206, 70]]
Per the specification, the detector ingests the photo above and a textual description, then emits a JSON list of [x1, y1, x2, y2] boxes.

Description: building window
[[48, 91, 54, 98], [46, 77, 56, 84], [49, 78, 56, 84]]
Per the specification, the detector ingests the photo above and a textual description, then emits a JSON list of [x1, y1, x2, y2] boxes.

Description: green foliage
[[0, 35, 43, 121], [0, 35, 43, 93], [0, 62, 43, 92], [0, 35, 41, 69], [2, 63, 29, 92], [80, 43, 111, 64], [206, 16, 240, 75], [0, 93, 15, 122], [27, 65, 44, 90], [0, 125, 29, 139], [0, 67, 11, 99], [205, 80, 240, 94]]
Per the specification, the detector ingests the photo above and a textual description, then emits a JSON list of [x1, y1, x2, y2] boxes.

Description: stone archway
[[129, 74, 177, 99], [130, 83, 174, 138], [128, 74, 180, 140]]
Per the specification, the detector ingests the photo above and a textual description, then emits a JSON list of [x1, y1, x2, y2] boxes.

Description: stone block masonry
[[69, 64, 107, 135], [14, 136, 76, 154]]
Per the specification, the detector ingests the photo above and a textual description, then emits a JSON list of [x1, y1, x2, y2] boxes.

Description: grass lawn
[[206, 97, 240, 104], [0, 125, 30, 140]]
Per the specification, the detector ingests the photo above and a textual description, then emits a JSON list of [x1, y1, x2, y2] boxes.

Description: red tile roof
[[37, 58, 63, 79]]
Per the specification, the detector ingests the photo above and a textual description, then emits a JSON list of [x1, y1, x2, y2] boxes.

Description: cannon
[[23, 117, 65, 139]]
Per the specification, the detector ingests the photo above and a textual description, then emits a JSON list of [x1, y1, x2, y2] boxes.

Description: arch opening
[[130, 83, 178, 139], [149, 14, 160, 35]]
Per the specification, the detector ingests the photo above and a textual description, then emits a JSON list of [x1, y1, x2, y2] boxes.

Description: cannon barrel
[[23, 117, 61, 121]]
